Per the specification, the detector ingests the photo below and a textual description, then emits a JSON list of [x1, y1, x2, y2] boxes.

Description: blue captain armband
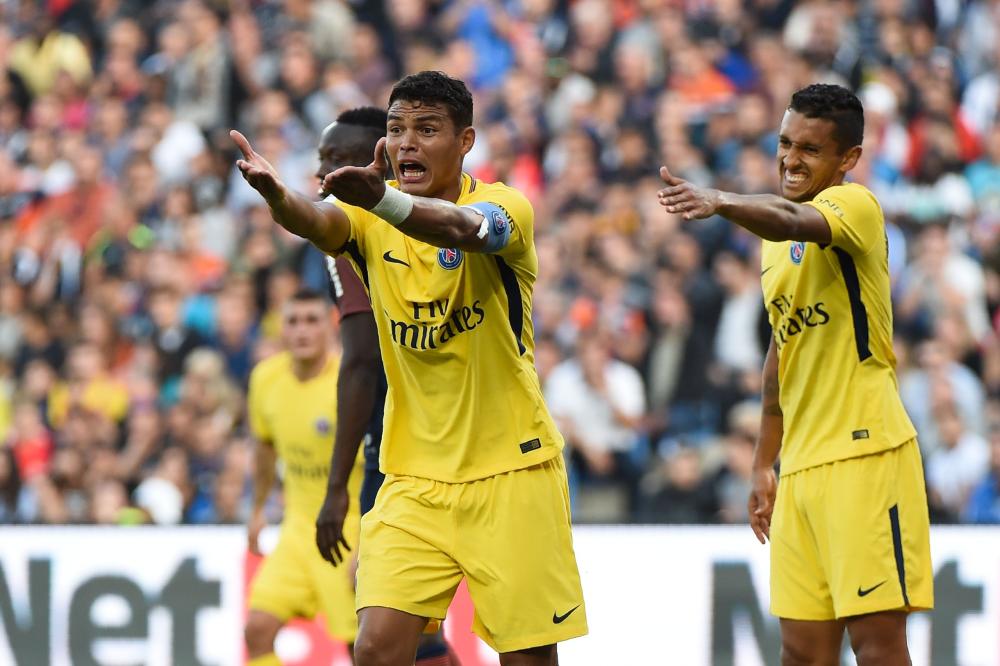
[[463, 202, 512, 253]]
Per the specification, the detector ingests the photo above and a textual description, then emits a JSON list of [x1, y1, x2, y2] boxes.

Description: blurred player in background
[[311, 106, 459, 665], [232, 70, 586, 665], [658, 83, 933, 665], [245, 288, 363, 666]]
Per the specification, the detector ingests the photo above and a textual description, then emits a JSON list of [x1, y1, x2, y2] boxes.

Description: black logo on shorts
[[552, 605, 580, 624], [857, 580, 886, 597], [520, 438, 541, 454]]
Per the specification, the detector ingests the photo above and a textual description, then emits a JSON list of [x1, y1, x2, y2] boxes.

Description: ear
[[840, 144, 862, 175], [459, 126, 476, 157]]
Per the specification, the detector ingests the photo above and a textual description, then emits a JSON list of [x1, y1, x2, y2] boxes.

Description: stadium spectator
[[964, 428, 1000, 524], [0, 0, 999, 529], [925, 403, 990, 522]]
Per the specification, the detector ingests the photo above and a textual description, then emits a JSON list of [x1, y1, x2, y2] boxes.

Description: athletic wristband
[[369, 185, 414, 226]]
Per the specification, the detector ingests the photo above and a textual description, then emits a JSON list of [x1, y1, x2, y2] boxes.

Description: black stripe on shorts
[[888, 504, 911, 607]]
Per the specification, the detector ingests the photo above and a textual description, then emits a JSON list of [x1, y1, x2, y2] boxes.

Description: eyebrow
[[387, 113, 446, 123], [779, 135, 822, 150]]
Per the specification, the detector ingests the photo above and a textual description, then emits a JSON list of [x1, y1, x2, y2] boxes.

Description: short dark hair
[[289, 287, 326, 304], [388, 71, 473, 130], [336, 106, 388, 132], [788, 84, 864, 152]]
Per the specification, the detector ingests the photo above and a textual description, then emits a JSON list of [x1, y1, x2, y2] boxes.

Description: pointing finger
[[229, 130, 254, 161]]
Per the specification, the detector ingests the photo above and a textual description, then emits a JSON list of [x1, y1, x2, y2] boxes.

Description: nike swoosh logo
[[552, 605, 580, 624], [383, 251, 409, 267], [857, 580, 887, 597], [761, 266, 772, 276]]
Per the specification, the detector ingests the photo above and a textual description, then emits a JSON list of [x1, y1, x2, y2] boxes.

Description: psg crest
[[790, 241, 806, 265], [438, 247, 463, 270], [492, 210, 507, 234]]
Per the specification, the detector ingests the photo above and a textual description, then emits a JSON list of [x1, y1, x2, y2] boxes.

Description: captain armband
[[462, 202, 513, 253]]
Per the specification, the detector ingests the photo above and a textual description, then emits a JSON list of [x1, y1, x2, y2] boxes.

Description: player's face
[[315, 123, 377, 184], [776, 110, 861, 202], [282, 300, 329, 363], [385, 100, 475, 198]]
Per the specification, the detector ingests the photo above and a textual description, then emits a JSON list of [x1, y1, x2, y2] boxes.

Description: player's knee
[[851, 633, 909, 666], [244, 612, 281, 657], [781, 638, 836, 666]]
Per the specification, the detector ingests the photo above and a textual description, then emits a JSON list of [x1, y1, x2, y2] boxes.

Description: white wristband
[[369, 186, 414, 226]]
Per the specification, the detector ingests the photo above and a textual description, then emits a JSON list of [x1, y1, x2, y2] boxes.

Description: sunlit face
[[385, 100, 474, 198], [281, 299, 329, 363], [776, 110, 860, 202]]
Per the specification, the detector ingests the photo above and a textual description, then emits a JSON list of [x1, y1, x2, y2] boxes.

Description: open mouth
[[398, 161, 427, 183]]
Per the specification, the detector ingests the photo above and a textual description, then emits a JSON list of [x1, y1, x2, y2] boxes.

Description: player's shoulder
[[250, 351, 293, 386], [463, 178, 533, 218], [811, 182, 882, 216]]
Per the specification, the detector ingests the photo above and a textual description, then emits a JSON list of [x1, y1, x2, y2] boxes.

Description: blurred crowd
[[3, 0, 1000, 526]]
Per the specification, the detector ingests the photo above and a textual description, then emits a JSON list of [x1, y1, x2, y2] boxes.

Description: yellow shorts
[[355, 455, 588, 653], [248, 513, 361, 642], [770, 438, 934, 620]]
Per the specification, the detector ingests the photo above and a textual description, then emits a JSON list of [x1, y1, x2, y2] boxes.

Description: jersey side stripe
[[343, 240, 370, 290], [832, 247, 872, 362], [493, 256, 526, 356]]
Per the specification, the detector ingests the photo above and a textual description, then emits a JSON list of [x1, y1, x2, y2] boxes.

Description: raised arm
[[320, 138, 500, 253], [231, 130, 351, 253], [749, 337, 783, 544], [657, 166, 832, 244]]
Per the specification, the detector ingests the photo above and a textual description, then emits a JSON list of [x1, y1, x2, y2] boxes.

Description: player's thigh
[[355, 474, 463, 621], [816, 441, 933, 618], [354, 605, 428, 666], [244, 609, 283, 655], [779, 619, 845, 666], [248, 535, 316, 623], [769, 469, 836, 621], [458, 456, 587, 653], [499, 644, 557, 666], [846, 611, 910, 665]]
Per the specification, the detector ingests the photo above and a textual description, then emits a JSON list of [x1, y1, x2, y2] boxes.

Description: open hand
[[231, 130, 285, 204], [657, 166, 721, 220], [315, 486, 351, 567], [321, 137, 390, 209], [748, 467, 777, 544]]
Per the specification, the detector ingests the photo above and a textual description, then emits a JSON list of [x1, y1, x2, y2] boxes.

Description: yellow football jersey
[[335, 173, 563, 482], [761, 183, 916, 476], [248, 351, 357, 520]]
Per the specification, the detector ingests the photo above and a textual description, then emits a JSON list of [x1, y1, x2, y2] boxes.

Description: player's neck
[[291, 353, 327, 382], [435, 171, 465, 203]]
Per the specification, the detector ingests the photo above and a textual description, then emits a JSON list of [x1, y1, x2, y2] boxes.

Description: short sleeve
[[805, 184, 883, 256], [324, 194, 375, 258], [247, 366, 271, 443], [326, 255, 372, 318]]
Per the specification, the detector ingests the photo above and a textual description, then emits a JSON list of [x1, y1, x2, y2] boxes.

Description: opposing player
[[311, 106, 459, 665], [232, 70, 586, 665], [658, 83, 932, 664], [245, 288, 363, 665]]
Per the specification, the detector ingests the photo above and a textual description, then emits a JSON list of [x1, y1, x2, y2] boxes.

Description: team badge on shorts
[[438, 248, 463, 270], [492, 210, 507, 234], [790, 241, 806, 265], [315, 417, 331, 435]]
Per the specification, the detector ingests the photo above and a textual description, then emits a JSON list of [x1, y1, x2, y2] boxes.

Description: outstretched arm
[[657, 166, 832, 244], [321, 138, 502, 253], [231, 130, 351, 253]]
